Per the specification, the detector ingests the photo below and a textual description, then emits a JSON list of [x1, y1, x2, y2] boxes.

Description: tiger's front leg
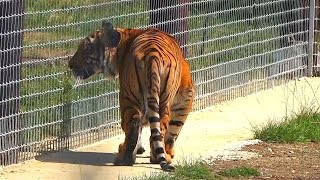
[[114, 108, 142, 166]]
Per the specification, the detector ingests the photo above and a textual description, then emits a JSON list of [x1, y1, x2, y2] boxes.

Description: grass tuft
[[253, 110, 320, 143], [127, 173, 171, 180], [129, 160, 220, 180], [173, 161, 218, 180], [217, 166, 260, 178]]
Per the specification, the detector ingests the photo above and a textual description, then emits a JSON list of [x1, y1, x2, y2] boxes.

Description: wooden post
[[0, 0, 24, 165]]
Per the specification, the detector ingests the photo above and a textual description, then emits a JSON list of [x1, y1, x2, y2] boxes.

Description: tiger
[[68, 21, 194, 172]]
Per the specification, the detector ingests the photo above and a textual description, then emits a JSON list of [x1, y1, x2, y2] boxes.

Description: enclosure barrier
[[0, 0, 318, 166]]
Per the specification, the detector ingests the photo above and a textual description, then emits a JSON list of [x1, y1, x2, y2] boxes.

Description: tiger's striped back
[[129, 29, 184, 170]]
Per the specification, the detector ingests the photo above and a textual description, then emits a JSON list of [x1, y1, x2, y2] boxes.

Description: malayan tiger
[[68, 21, 194, 172]]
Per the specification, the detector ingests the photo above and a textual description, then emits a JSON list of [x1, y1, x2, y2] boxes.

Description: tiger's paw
[[165, 144, 175, 159], [121, 143, 145, 154], [114, 143, 137, 166], [118, 143, 124, 153], [161, 163, 175, 172], [113, 154, 136, 166], [150, 153, 172, 164], [137, 146, 145, 154]]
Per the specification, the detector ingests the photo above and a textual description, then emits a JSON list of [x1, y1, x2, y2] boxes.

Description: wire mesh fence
[[0, 0, 318, 167], [315, 0, 320, 75]]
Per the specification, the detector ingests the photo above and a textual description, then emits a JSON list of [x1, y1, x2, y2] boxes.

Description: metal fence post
[[149, 0, 189, 57], [0, 0, 24, 165], [308, 0, 316, 77]]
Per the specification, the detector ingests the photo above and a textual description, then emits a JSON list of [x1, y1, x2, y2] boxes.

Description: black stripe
[[169, 132, 178, 136], [169, 120, 184, 126], [149, 117, 160, 123], [147, 97, 159, 112], [147, 55, 158, 61], [152, 135, 162, 141], [155, 147, 164, 154], [148, 104, 159, 112], [159, 66, 171, 99], [145, 48, 159, 56], [151, 128, 160, 135], [165, 139, 174, 145], [171, 107, 187, 112], [176, 113, 188, 117], [159, 157, 166, 162], [135, 61, 143, 94]]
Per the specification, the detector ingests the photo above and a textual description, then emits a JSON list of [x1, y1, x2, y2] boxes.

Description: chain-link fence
[[0, 0, 318, 167]]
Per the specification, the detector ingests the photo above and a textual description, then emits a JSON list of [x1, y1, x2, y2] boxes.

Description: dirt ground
[[212, 142, 320, 180]]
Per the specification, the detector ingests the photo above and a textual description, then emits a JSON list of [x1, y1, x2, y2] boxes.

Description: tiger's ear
[[101, 21, 121, 48], [102, 21, 114, 31], [88, 30, 100, 42]]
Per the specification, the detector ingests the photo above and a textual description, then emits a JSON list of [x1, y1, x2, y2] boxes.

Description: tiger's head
[[68, 30, 105, 79], [99, 21, 121, 79], [68, 22, 121, 80]]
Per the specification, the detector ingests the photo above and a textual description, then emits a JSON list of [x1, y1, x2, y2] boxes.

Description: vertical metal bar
[[313, 0, 319, 76], [308, 0, 316, 77], [0, 0, 24, 166]]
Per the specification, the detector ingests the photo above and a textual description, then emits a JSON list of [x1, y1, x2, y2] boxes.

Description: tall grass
[[253, 110, 320, 143]]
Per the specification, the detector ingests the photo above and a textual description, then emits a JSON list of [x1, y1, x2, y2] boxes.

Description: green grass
[[253, 110, 320, 143], [129, 161, 220, 180], [23, 0, 149, 58], [217, 166, 260, 178], [173, 161, 218, 180], [130, 161, 261, 180]]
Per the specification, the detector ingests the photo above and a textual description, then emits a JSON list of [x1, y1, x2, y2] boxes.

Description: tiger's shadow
[[35, 150, 117, 166], [35, 151, 156, 168]]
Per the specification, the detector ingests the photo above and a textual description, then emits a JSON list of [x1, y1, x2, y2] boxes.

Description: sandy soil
[[1, 77, 320, 180], [212, 142, 320, 179]]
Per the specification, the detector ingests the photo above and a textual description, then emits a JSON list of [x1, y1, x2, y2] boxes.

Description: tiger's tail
[[146, 54, 175, 172]]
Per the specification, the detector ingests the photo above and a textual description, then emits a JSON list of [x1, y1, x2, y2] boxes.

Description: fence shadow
[[35, 150, 117, 166]]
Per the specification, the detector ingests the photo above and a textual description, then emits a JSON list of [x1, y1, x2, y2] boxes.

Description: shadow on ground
[[35, 151, 158, 169], [35, 151, 117, 166]]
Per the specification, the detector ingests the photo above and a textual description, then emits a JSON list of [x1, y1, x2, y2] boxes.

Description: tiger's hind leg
[[165, 86, 194, 160], [114, 108, 142, 166], [136, 127, 145, 154]]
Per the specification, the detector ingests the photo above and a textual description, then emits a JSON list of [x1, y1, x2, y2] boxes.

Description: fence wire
[[0, 0, 317, 167], [315, 0, 320, 75]]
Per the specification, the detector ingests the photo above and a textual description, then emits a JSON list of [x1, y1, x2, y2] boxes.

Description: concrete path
[[1, 77, 320, 180]]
